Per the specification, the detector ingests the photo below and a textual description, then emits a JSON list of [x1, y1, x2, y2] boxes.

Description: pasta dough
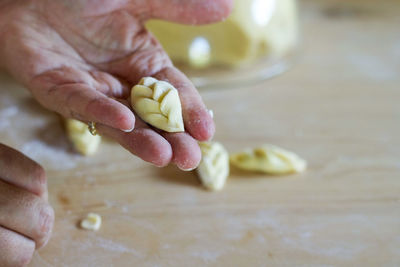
[[80, 213, 102, 231], [146, 0, 298, 67], [131, 77, 184, 132], [230, 144, 306, 174], [196, 142, 230, 191], [65, 119, 101, 156]]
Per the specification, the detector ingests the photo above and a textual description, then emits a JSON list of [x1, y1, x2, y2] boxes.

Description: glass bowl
[[146, 0, 299, 89]]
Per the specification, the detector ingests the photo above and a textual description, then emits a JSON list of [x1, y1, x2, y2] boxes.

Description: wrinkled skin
[[0, 0, 233, 169], [0, 144, 54, 267], [0, 1, 233, 266]]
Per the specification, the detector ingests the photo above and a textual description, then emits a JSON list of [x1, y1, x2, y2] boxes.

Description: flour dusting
[[0, 104, 19, 130], [191, 250, 221, 263], [93, 236, 143, 257], [21, 140, 82, 170]]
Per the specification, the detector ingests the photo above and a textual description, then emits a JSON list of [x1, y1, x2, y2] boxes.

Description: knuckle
[[25, 162, 47, 197], [35, 203, 54, 248], [16, 252, 34, 267], [32, 164, 46, 186], [22, 192, 41, 208]]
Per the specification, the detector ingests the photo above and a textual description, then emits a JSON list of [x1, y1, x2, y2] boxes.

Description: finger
[[0, 180, 54, 249], [145, 0, 234, 24], [96, 119, 173, 167], [45, 83, 135, 131], [103, 42, 214, 140], [161, 132, 202, 171], [0, 226, 35, 267], [0, 144, 47, 199], [99, 31, 215, 141], [154, 67, 215, 141], [104, 98, 202, 169], [30, 67, 135, 132]]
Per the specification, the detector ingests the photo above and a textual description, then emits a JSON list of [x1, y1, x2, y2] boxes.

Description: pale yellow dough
[[230, 144, 306, 174], [80, 213, 102, 231], [146, 0, 298, 67], [196, 142, 230, 191], [131, 77, 184, 132], [65, 119, 101, 156]]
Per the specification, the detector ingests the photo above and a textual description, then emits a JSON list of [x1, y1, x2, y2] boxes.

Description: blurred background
[[145, 0, 400, 90], [147, 0, 299, 88]]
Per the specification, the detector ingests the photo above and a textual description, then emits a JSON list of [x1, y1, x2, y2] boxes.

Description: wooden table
[[0, 0, 399, 266]]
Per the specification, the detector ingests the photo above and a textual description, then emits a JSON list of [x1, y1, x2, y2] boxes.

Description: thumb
[[146, 0, 233, 25]]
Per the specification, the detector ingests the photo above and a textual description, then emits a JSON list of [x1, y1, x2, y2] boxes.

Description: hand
[[0, 144, 54, 267], [0, 0, 232, 169]]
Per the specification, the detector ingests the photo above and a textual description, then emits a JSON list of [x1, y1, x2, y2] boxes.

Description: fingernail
[[154, 162, 168, 168], [179, 166, 197, 172], [208, 109, 214, 118], [122, 125, 135, 133]]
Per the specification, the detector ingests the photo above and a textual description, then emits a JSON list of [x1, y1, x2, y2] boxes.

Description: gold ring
[[88, 122, 98, 136]]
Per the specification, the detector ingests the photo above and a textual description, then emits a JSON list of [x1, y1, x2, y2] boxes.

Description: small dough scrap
[[196, 142, 230, 191], [131, 77, 184, 132], [80, 213, 102, 231], [65, 119, 101, 156], [230, 144, 306, 174]]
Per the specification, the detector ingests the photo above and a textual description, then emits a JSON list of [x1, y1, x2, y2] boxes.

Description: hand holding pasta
[[0, 0, 228, 169], [230, 144, 307, 175], [131, 77, 184, 132]]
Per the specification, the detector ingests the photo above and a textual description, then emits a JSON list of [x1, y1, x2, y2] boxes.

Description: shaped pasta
[[230, 144, 306, 175], [65, 119, 101, 156], [131, 77, 184, 132], [196, 142, 230, 191]]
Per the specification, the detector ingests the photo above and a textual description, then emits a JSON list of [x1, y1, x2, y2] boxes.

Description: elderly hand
[[0, 0, 232, 169]]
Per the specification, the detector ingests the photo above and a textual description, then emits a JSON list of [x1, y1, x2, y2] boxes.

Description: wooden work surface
[[0, 0, 399, 266]]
